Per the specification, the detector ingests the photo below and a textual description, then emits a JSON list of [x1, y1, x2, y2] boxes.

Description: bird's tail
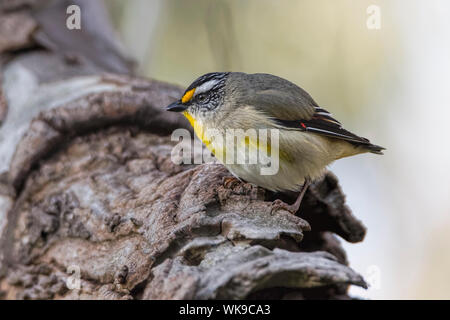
[[351, 141, 385, 155], [364, 143, 385, 155], [331, 138, 385, 160]]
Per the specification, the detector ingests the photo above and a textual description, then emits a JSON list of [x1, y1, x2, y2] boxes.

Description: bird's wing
[[235, 73, 318, 120], [274, 107, 369, 144], [238, 73, 383, 152], [274, 107, 385, 154]]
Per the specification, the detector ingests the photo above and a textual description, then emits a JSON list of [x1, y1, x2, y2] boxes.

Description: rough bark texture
[[0, 0, 367, 300]]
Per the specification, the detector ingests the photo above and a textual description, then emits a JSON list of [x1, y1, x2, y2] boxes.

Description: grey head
[[166, 72, 230, 119]]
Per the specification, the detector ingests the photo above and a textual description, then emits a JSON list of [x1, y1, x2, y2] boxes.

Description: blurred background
[[104, 0, 450, 299]]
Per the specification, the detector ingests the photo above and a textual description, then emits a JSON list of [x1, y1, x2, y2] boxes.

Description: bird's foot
[[271, 179, 311, 215], [222, 176, 241, 189], [271, 199, 299, 215]]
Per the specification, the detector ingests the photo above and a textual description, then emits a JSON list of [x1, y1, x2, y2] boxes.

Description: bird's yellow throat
[[183, 111, 212, 148]]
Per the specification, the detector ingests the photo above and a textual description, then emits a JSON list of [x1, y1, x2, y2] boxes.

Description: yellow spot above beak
[[181, 88, 196, 103]]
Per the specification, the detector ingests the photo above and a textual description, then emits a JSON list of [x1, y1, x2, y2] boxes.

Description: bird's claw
[[271, 199, 297, 215], [222, 176, 240, 189]]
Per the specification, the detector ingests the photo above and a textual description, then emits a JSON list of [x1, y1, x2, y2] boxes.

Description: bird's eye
[[197, 93, 207, 102]]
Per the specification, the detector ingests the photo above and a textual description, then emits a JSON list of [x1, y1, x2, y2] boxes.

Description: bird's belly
[[200, 125, 334, 192], [224, 159, 322, 192], [220, 131, 333, 192]]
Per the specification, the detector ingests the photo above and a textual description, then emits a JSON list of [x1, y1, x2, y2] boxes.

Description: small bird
[[166, 72, 384, 214]]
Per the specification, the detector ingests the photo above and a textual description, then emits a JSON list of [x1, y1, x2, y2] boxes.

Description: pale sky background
[[107, 0, 450, 299]]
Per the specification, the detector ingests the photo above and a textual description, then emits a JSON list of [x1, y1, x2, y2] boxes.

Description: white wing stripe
[[307, 127, 361, 142]]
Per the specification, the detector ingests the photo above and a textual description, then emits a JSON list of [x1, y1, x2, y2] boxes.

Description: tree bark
[[0, 0, 367, 300]]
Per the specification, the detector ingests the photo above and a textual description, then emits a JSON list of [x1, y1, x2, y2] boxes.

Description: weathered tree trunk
[[0, 0, 367, 300]]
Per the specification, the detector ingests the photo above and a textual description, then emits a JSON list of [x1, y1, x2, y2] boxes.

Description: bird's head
[[166, 72, 231, 125]]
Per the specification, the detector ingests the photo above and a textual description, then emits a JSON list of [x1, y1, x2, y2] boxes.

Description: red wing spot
[[300, 122, 306, 129]]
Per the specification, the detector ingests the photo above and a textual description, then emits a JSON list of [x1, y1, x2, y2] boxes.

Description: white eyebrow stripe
[[194, 79, 219, 96]]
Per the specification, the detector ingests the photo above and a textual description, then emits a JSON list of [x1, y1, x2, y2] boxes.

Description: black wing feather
[[275, 107, 385, 154]]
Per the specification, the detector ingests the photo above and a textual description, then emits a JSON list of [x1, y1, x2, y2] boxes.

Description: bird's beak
[[166, 101, 187, 112]]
